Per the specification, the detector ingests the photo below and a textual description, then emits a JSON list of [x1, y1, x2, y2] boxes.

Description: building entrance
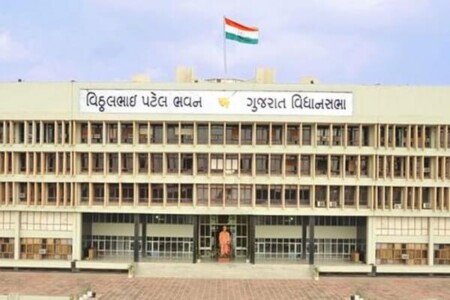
[[199, 215, 248, 261]]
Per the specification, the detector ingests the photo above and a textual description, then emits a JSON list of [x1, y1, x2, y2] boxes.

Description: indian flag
[[224, 17, 259, 45]]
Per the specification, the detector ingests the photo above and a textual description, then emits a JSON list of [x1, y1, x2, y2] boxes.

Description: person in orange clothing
[[219, 225, 231, 257]]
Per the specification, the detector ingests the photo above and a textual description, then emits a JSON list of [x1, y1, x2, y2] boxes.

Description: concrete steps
[[135, 262, 313, 279]]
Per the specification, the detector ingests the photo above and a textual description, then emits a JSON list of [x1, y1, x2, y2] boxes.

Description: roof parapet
[[300, 76, 319, 85], [131, 74, 151, 83], [255, 68, 275, 84], [176, 67, 196, 83]]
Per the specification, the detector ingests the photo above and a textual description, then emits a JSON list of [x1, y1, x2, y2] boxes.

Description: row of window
[[3, 151, 450, 181], [2, 120, 450, 149], [2, 182, 449, 210]]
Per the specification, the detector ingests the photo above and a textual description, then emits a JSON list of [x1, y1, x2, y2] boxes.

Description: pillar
[[14, 211, 20, 260], [366, 216, 376, 265], [301, 216, 307, 260], [248, 215, 255, 264], [308, 216, 315, 265], [71, 212, 83, 261], [141, 215, 147, 258], [193, 215, 199, 263], [134, 214, 140, 263], [428, 217, 435, 266]]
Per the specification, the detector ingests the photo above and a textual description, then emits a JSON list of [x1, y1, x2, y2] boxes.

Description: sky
[[0, 0, 450, 85]]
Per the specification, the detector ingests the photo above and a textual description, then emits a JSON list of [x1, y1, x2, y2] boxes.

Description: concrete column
[[141, 215, 147, 258], [366, 216, 376, 265], [308, 216, 315, 265], [301, 216, 307, 260], [134, 214, 140, 263], [71, 212, 83, 261], [193, 215, 199, 263], [248, 215, 256, 264], [428, 217, 435, 266], [14, 211, 20, 260]]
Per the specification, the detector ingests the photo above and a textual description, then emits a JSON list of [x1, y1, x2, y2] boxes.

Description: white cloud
[[0, 31, 29, 63]]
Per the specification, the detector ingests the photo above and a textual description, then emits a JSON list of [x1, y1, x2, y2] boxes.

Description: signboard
[[79, 90, 353, 116]]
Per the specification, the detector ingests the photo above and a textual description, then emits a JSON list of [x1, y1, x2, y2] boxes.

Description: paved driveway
[[0, 271, 449, 300]]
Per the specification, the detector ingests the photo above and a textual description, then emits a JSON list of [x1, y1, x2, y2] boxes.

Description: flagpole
[[223, 16, 227, 74]]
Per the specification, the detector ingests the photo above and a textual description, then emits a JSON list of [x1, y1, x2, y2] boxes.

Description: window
[[240, 184, 252, 206], [80, 123, 88, 143], [92, 153, 104, 173], [150, 123, 163, 144], [270, 185, 282, 206], [285, 185, 297, 206], [138, 184, 149, 204], [91, 123, 103, 144], [108, 153, 118, 173], [330, 186, 340, 207], [240, 154, 252, 175], [210, 184, 223, 206], [332, 126, 343, 146], [330, 156, 341, 176], [196, 184, 208, 206], [121, 123, 133, 144], [197, 154, 208, 174], [122, 184, 134, 204], [256, 125, 269, 144], [302, 125, 311, 145], [315, 186, 326, 205], [344, 186, 356, 206], [360, 156, 369, 177], [317, 125, 329, 145], [151, 184, 163, 204], [225, 184, 238, 206], [256, 185, 268, 206], [285, 155, 298, 175], [80, 153, 89, 173], [345, 156, 358, 176], [211, 124, 224, 144], [225, 154, 238, 175], [256, 155, 269, 174], [197, 124, 208, 144], [315, 155, 328, 176], [301, 155, 311, 176], [94, 183, 104, 203], [395, 126, 407, 147], [82, 182, 92, 203], [166, 184, 178, 205], [270, 154, 282, 175], [241, 124, 253, 145], [347, 126, 360, 146], [300, 186, 311, 206], [43, 123, 55, 144], [138, 123, 148, 144], [181, 154, 193, 174], [180, 124, 194, 144], [226, 124, 239, 144], [166, 153, 178, 173], [121, 153, 133, 174], [151, 153, 163, 173], [107, 123, 118, 143], [180, 184, 193, 205], [271, 125, 283, 145], [359, 186, 369, 207], [210, 154, 223, 174], [287, 125, 299, 145], [109, 184, 119, 202], [166, 123, 178, 144], [138, 153, 148, 174]]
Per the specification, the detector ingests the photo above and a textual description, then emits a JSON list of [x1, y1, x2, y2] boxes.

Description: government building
[[0, 68, 449, 275]]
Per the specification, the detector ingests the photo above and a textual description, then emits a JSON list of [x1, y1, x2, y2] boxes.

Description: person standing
[[219, 225, 231, 257]]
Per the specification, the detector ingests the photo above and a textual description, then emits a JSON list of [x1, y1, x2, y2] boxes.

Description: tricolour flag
[[224, 17, 259, 45]]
